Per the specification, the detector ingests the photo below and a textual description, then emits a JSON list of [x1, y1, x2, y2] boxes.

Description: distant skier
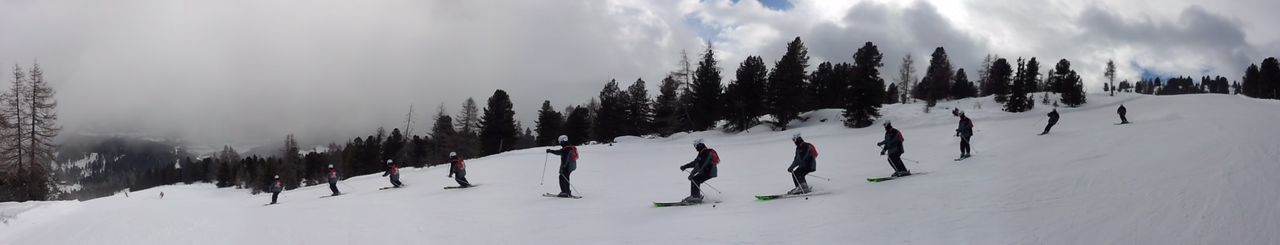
[[1041, 108, 1060, 135], [1117, 104, 1129, 124], [447, 152, 471, 188], [787, 134, 817, 195], [877, 121, 910, 177], [545, 135, 578, 197], [382, 159, 403, 188], [956, 112, 974, 158], [679, 139, 719, 203], [269, 175, 283, 204], [327, 164, 340, 196]]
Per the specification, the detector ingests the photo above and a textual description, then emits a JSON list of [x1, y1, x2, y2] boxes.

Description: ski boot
[[681, 196, 703, 203]]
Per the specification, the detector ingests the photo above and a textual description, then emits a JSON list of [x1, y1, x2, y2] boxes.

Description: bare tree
[[897, 54, 916, 104]]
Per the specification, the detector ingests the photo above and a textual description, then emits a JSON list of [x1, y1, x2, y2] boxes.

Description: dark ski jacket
[[327, 169, 338, 184], [382, 164, 399, 177], [270, 180, 283, 193], [957, 116, 974, 137], [790, 142, 817, 172], [449, 156, 466, 176], [1047, 110, 1060, 123], [878, 128, 905, 155], [547, 145, 578, 172], [681, 148, 719, 178], [1117, 105, 1127, 115]]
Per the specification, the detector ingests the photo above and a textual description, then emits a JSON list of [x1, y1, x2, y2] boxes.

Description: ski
[[443, 184, 480, 189], [263, 203, 279, 206], [755, 191, 830, 201], [542, 193, 582, 199], [954, 156, 970, 161], [867, 172, 925, 182], [653, 200, 720, 207], [379, 186, 404, 190], [319, 193, 343, 198]]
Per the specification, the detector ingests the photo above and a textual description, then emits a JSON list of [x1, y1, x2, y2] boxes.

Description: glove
[[545, 149, 552, 153], [447, 174, 452, 178], [787, 167, 795, 172], [876, 142, 885, 146], [679, 166, 689, 171], [880, 150, 886, 156]]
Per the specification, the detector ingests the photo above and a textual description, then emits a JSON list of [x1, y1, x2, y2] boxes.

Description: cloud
[[0, 0, 1274, 147]]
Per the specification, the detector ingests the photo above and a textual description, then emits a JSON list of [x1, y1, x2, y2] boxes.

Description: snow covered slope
[[3, 93, 1280, 244]]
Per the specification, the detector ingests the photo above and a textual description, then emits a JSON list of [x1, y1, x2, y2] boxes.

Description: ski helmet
[[328, 164, 334, 168], [883, 121, 892, 128], [449, 152, 457, 157], [792, 133, 803, 143], [274, 175, 280, 179], [386, 159, 393, 164], [693, 138, 706, 149], [558, 135, 569, 144]]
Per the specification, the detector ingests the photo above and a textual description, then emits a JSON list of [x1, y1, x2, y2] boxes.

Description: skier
[[956, 112, 974, 158], [679, 139, 719, 203], [447, 152, 471, 188], [327, 164, 340, 196], [545, 135, 578, 197], [269, 175, 283, 204], [877, 121, 910, 177], [1117, 104, 1129, 124], [1042, 108, 1060, 135], [382, 159, 403, 188], [787, 134, 817, 195]]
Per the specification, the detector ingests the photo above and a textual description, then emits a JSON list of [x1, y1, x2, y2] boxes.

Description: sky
[[0, 0, 1276, 148]]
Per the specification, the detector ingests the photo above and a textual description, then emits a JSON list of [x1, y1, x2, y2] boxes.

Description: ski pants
[[689, 175, 713, 198], [791, 169, 812, 187], [1043, 121, 1057, 133], [559, 169, 574, 195], [390, 175, 402, 187], [1120, 114, 1129, 123], [271, 192, 280, 204], [960, 135, 972, 155], [455, 171, 471, 187], [329, 181, 339, 195], [887, 153, 907, 173]]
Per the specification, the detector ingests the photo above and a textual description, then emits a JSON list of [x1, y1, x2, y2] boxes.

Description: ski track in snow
[[3, 93, 1280, 244]]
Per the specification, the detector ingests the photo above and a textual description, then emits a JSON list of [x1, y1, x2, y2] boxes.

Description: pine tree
[[1005, 58, 1031, 112], [950, 69, 976, 99], [1105, 59, 1117, 96], [1260, 57, 1280, 99], [978, 54, 995, 96], [562, 106, 591, 145], [593, 79, 627, 142], [844, 41, 885, 128], [1047, 59, 1073, 93], [1, 65, 27, 178], [1024, 58, 1041, 93], [689, 42, 724, 131], [479, 90, 518, 155], [652, 75, 681, 136], [624, 78, 653, 136], [811, 61, 849, 109], [921, 47, 953, 106], [989, 58, 1012, 102], [766, 37, 809, 129], [383, 128, 405, 163], [723, 56, 768, 132], [885, 83, 900, 104], [534, 101, 563, 146], [1060, 70, 1087, 107], [281, 134, 302, 189], [896, 54, 916, 103], [1243, 63, 1260, 98], [454, 98, 481, 158], [429, 105, 456, 165]]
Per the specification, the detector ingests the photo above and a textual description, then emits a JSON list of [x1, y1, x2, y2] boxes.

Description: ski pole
[[559, 172, 580, 196], [701, 181, 723, 194], [540, 153, 549, 186], [901, 157, 921, 164], [808, 174, 831, 181]]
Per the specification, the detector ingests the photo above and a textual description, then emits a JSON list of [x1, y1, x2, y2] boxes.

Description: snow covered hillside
[[3, 93, 1279, 244]]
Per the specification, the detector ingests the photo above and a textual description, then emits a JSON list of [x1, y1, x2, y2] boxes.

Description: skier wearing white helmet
[[787, 133, 818, 194], [545, 135, 578, 197], [327, 164, 341, 196], [381, 159, 403, 188], [269, 175, 283, 204], [447, 152, 472, 188], [678, 139, 719, 203]]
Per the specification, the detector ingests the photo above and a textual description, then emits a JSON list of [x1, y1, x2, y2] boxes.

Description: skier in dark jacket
[[269, 175, 283, 204], [447, 152, 471, 187], [787, 133, 817, 194], [679, 139, 718, 203], [1117, 104, 1129, 124], [545, 135, 578, 197], [877, 122, 910, 177], [956, 112, 974, 158], [382, 159, 402, 188], [1042, 108, 1060, 135], [327, 164, 340, 196]]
